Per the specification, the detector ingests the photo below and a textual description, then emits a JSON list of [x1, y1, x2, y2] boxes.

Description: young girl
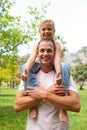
[[22, 19, 68, 122]]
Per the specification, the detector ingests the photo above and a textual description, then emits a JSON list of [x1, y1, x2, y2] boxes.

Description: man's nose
[[44, 51, 48, 55]]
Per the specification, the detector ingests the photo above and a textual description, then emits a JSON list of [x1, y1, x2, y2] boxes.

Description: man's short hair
[[38, 38, 55, 51]]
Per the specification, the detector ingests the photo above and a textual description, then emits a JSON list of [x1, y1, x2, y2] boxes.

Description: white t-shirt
[[19, 70, 78, 130]]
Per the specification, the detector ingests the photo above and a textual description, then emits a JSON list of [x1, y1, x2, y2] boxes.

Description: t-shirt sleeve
[[18, 80, 25, 91], [68, 75, 78, 93]]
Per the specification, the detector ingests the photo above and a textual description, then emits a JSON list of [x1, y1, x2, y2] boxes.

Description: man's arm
[[27, 83, 80, 112], [14, 89, 40, 113], [45, 90, 80, 112]]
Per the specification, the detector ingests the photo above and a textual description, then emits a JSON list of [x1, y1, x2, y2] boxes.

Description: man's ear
[[36, 51, 39, 57], [54, 29, 55, 33]]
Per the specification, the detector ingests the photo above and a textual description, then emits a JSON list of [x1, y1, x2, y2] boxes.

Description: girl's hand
[[56, 72, 62, 85], [21, 69, 28, 81]]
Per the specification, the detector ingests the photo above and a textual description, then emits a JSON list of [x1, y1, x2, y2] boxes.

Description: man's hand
[[21, 69, 28, 81], [23, 85, 31, 96], [24, 83, 47, 100], [24, 83, 67, 98], [47, 83, 67, 96]]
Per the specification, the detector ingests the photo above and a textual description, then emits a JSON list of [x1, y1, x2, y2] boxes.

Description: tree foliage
[[0, 0, 30, 56], [0, 0, 50, 87], [55, 36, 68, 60], [24, 1, 50, 41], [71, 63, 87, 90], [79, 46, 87, 58]]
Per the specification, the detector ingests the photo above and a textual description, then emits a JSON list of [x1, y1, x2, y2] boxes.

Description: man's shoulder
[[21, 63, 27, 72], [18, 80, 25, 91]]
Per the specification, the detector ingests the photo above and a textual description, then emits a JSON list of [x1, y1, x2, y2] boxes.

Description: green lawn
[[0, 86, 87, 130], [68, 86, 87, 130], [0, 87, 27, 130]]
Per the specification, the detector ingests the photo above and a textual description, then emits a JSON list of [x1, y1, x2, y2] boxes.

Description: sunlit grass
[[68, 87, 87, 130], [0, 86, 87, 130], [0, 87, 27, 130]]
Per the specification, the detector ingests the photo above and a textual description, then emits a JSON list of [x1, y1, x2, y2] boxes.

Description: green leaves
[[0, 0, 50, 87], [71, 63, 87, 89]]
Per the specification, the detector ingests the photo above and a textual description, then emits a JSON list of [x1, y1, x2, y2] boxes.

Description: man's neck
[[40, 64, 54, 73]]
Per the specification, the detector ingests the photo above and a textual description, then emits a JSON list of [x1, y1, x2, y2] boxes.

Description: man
[[14, 39, 80, 130]]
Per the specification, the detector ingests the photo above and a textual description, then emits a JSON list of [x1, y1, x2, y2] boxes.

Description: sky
[[10, 0, 87, 56]]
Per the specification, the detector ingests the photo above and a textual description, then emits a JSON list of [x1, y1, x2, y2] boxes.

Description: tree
[[79, 46, 87, 58], [0, 0, 51, 86], [55, 35, 68, 60], [68, 46, 87, 67], [71, 63, 87, 90], [0, 54, 21, 87], [0, 0, 30, 56], [0, 0, 51, 56], [23, 1, 50, 41]]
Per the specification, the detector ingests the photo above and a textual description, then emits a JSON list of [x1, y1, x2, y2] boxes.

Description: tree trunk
[[79, 82, 84, 90]]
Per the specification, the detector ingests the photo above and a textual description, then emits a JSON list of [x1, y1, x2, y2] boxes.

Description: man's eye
[[40, 49, 44, 52], [47, 49, 52, 53]]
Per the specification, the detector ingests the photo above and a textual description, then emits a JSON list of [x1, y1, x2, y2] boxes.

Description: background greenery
[[0, 87, 27, 130], [0, 0, 87, 90], [0, 1, 87, 129], [0, 86, 87, 130]]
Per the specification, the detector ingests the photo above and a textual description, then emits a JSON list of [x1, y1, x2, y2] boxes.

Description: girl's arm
[[26, 43, 38, 72], [54, 41, 62, 84], [22, 43, 38, 81]]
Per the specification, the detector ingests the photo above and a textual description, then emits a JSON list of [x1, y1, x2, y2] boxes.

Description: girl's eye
[[42, 28, 45, 31], [42, 28, 52, 31], [48, 28, 52, 31]]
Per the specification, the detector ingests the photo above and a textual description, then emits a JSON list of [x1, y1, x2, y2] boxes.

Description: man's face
[[39, 22, 55, 40], [37, 40, 55, 66]]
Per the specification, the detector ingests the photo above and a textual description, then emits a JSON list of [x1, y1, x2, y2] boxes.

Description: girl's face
[[39, 22, 55, 40]]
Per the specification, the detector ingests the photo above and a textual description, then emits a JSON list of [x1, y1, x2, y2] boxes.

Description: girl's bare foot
[[59, 109, 68, 122], [29, 107, 37, 119]]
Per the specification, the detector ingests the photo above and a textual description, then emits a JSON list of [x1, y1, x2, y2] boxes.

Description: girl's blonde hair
[[39, 19, 55, 30]]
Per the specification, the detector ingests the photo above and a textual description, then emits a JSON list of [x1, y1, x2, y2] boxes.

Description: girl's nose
[[45, 29, 49, 32]]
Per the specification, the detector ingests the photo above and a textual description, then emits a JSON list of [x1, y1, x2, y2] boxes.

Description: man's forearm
[[14, 90, 40, 112], [44, 90, 80, 112]]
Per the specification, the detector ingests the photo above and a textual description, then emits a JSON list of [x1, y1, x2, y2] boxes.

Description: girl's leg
[[59, 109, 68, 122], [29, 107, 38, 119], [27, 62, 40, 119], [57, 72, 68, 122]]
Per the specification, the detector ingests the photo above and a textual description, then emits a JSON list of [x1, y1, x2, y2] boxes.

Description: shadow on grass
[[0, 94, 15, 96]]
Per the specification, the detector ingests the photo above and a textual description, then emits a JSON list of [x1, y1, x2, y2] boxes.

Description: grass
[[0, 86, 87, 130], [68, 87, 87, 130], [0, 87, 27, 130]]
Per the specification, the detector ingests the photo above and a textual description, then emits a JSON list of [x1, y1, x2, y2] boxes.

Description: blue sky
[[10, 0, 87, 55]]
